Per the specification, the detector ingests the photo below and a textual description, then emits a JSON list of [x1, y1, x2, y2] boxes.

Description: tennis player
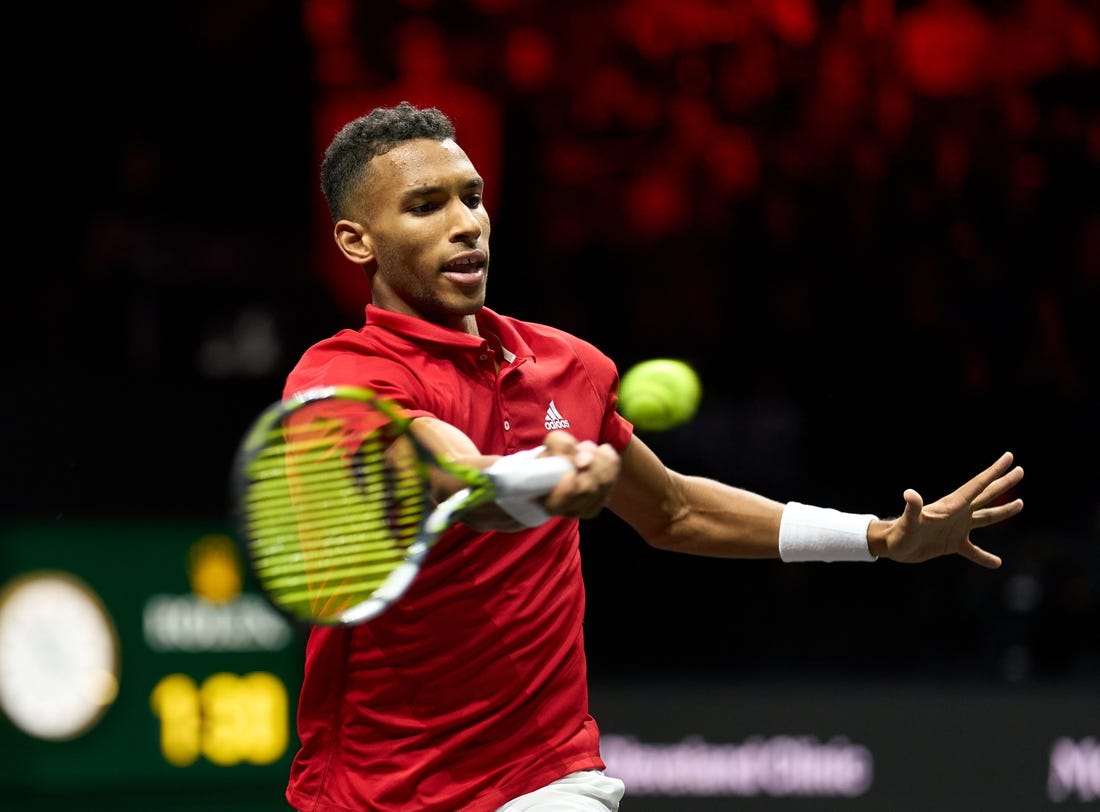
[[282, 101, 1024, 812]]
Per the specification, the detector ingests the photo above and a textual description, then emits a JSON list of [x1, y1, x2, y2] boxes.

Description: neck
[[369, 295, 481, 336]]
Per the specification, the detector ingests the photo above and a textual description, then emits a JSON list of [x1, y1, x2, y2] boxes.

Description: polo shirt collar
[[363, 305, 535, 363]]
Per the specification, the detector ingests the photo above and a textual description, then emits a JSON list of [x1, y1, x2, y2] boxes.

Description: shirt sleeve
[[563, 331, 635, 452], [284, 334, 436, 421]]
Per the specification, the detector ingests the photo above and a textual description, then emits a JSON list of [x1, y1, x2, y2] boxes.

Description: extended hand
[[870, 451, 1024, 568]]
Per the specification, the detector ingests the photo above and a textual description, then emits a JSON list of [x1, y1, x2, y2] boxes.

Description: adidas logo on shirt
[[544, 401, 571, 430]]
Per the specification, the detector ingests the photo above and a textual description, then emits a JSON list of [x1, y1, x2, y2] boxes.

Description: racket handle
[[485, 447, 573, 499]]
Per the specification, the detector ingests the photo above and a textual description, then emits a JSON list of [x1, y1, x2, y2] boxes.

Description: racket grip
[[485, 447, 573, 499]]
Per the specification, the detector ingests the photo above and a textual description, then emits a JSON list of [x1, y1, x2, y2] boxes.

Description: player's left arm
[[609, 437, 1024, 567], [608, 435, 786, 558]]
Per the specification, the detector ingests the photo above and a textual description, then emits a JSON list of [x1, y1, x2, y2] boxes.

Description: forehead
[[367, 138, 478, 194]]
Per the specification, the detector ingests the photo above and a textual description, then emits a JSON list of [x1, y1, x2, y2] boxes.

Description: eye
[[464, 194, 483, 209], [409, 201, 439, 215]]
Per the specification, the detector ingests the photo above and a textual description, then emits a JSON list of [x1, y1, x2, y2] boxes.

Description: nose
[[448, 200, 482, 243]]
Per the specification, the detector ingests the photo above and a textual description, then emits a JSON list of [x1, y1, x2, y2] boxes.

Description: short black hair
[[320, 101, 457, 221]]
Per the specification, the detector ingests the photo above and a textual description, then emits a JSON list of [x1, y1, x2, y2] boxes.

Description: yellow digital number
[[151, 671, 288, 767], [239, 672, 289, 764], [150, 674, 202, 766]]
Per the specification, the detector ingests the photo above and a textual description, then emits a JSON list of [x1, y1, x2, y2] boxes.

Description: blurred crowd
[[307, 0, 1097, 511]]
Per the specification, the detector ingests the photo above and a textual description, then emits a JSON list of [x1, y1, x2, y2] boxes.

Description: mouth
[[441, 251, 487, 286]]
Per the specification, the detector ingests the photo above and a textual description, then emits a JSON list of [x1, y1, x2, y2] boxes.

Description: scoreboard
[[0, 521, 303, 811]]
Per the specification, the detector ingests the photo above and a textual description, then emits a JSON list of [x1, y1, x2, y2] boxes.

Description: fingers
[[541, 434, 621, 519], [900, 488, 924, 525], [541, 432, 610, 475], [566, 442, 621, 518], [971, 464, 1024, 510], [956, 451, 1018, 502], [542, 430, 580, 458], [959, 540, 1003, 569], [972, 498, 1025, 528], [901, 454, 1022, 567]]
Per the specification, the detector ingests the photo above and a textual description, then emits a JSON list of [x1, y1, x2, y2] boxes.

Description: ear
[[334, 219, 376, 269]]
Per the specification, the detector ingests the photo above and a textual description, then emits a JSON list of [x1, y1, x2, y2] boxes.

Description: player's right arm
[[408, 418, 622, 529]]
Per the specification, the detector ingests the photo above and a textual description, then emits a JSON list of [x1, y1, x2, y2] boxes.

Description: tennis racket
[[231, 385, 572, 626]]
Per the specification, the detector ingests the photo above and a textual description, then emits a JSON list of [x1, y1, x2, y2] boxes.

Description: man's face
[[357, 138, 490, 330]]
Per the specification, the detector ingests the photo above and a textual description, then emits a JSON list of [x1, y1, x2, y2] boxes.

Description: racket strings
[[244, 480, 424, 536], [240, 412, 431, 619]]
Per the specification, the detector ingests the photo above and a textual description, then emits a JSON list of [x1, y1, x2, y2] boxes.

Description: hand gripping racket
[[231, 385, 571, 626]]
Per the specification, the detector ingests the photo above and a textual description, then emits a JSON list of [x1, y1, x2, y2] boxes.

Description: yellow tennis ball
[[618, 358, 702, 432]]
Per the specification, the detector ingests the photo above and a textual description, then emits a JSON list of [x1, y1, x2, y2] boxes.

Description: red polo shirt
[[283, 305, 633, 812]]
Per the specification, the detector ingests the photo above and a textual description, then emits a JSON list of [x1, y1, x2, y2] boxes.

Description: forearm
[[408, 418, 618, 531], [408, 416, 531, 530], [615, 475, 883, 561], [610, 436, 882, 561], [670, 477, 786, 557], [610, 470, 786, 558]]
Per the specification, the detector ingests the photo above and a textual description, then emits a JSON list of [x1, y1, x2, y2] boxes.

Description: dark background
[[7, 0, 1098, 688]]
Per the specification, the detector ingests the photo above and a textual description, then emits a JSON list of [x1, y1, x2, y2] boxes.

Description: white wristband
[[778, 502, 878, 562]]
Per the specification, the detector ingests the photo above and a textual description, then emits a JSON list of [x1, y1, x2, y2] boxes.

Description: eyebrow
[[399, 178, 484, 202]]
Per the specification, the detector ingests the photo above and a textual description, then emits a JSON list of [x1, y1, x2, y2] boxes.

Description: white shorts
[[496, 770, 625, 811]]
